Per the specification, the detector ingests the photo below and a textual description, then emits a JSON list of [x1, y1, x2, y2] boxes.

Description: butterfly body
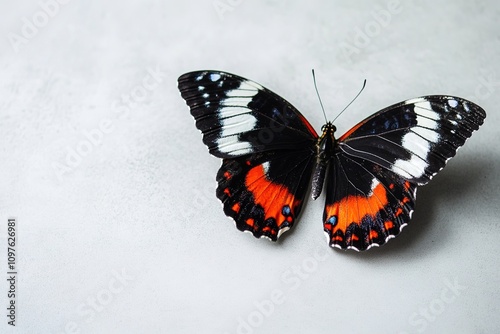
[[311, 122, 336, 200], [178, 70, 486, 251]]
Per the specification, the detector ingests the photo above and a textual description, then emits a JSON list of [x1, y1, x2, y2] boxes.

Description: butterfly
[[178, 70, 486, 251]]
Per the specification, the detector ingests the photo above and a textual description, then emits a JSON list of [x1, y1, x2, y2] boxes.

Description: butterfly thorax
[[311, 122, 337, 200], [317, 122, 337, 158]]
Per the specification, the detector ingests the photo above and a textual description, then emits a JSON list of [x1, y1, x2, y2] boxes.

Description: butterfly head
[[321, 121, 337, 135]]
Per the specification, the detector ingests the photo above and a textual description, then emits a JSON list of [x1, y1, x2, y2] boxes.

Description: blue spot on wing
[[328, 216, 337, 226]]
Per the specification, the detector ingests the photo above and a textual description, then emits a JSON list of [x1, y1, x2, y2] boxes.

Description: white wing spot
[[415, 105, 440, 120], [391, 120, 439, 179], [216, 136, 253, 156], [202, 93, 209, 98], [401, 132, 430, 158], [262, 161, 270, 174], [218, 113, 257, 137], [198, 86, 205, 91], [226, 86, 259, 97], [216, 113, 257, 155], [210, 73, 221, 82], [369, 178, 380, 194], [416, 114, 438, 130], [415, 102, 440, 130], [221, 97, 251, 107], [392, 155, 426, 180], [214, 80, 260, 156], [218, 107, 251, 118], [448, 99, 458, 108], [413, 127, 440, 143], [219, 81, 259, 113], [415, 101, 432, 112], [277, 227, 290, 238]]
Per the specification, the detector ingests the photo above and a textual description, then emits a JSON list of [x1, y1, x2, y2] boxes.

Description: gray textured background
[[1, 1, 499, 333]]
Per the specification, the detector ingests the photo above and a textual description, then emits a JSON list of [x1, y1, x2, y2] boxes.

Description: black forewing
[[338, 96, 486, 185], [178, 71, 318, 158]]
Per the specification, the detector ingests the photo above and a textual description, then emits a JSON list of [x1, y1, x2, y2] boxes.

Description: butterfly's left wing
[[324, 96, 486, 250], [178, 71, 319, 240]]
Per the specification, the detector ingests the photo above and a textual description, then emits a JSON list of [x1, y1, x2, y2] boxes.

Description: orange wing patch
[[298, 114, 318, 138], [338, 121, 364, 141], [245, 164, 298, 228], [231, 202, 241, 213], [325, 181, 388, 235], [384, 221, 394, 230], [369, 230, 379, 240], [246, 218, 255, 227]]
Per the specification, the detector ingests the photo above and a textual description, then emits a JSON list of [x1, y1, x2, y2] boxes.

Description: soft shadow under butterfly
[[178, 70, 486, 251]]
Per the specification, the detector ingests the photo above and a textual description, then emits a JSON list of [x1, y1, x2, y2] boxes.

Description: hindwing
[[217, 150, 315, 240]]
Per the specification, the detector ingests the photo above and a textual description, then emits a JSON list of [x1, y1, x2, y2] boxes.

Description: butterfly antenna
[[331, 79, 367, 123], [312, 69, 328, 124]]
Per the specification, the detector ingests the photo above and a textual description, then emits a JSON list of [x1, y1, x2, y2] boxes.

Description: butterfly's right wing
[[323, 153, 417, 251], [324, 96, 485, 251], [337, 96, 486, 185]]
